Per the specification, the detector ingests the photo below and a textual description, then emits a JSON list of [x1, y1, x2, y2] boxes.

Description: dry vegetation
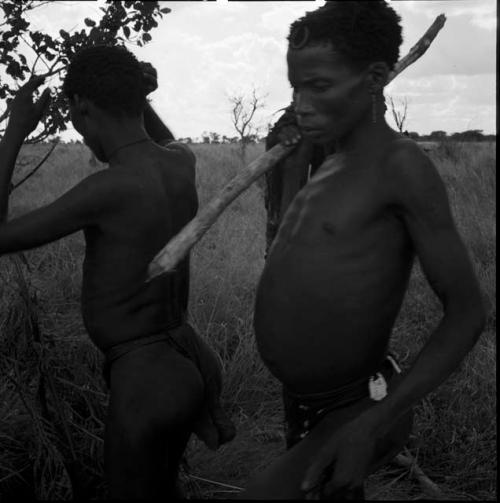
[[0, 140, 496, 499]]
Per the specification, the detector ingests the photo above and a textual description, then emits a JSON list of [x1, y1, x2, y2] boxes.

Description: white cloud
[[386, 73, 495, 134], [392, 1, 496, 77], [259, 2, 325, 35], [2, 0, 496, 139]]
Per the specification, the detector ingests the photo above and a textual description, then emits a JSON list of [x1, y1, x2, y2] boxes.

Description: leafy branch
[[0, 0, 171, 141]]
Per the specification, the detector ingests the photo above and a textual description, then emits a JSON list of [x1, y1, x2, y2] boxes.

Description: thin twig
[[0, 463, 31, 484], [67, 420, 104, 445], [10, 139, 59, 193], [394, 450, 445, 499], [55, 377, 107, 398], [38, 65, 65, 79], [19, 34, 52, 74], [187, 474, 244, 492]]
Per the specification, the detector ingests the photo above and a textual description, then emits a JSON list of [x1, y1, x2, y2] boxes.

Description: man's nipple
[[322, 221, 337, 235]]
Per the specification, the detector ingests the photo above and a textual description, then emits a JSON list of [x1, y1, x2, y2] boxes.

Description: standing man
[[0, 45, 234, 499], [245, 1, 485, 499]]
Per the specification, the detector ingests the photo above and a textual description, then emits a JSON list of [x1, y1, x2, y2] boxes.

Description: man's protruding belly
[[254, 243, 408, 394]]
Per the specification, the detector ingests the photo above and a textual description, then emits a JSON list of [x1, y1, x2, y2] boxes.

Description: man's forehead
[[287, 44, 353, 77]]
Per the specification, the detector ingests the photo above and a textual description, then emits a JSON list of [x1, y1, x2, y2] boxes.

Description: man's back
[[80, 142, 197, 350]]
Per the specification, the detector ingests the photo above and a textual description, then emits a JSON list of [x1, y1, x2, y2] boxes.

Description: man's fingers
[[278, 125, 301, 146], [23, 75, 46, 93], [323, 461, 364, 497], [302, 454, 334, 492], [140, 61, 158, 79], [143, 72, 158, 95]]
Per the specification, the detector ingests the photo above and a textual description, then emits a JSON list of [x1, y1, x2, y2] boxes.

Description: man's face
[[287, 43, 371, 145]]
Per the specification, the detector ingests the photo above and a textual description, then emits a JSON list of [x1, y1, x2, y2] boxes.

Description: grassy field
[[0, 140, 496, 500]]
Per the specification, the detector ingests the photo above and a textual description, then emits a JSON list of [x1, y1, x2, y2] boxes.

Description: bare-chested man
[[0, 45, 234, 499], [243, 2, 486, 499]]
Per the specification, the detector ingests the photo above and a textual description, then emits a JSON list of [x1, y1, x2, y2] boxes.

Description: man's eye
[[311, 83, 329, 92]]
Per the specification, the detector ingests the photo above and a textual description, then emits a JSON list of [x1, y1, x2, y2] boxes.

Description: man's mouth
[[299, 125, 324, 136]]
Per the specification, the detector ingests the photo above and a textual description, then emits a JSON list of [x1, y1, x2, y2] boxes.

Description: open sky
[[4, 0, 497, 140]]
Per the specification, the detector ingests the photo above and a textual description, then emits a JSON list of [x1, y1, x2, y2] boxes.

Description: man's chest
[[277, 161, 389, 246]]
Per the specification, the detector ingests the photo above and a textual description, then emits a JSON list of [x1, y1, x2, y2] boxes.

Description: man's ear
[[365, 62, 390, 93]]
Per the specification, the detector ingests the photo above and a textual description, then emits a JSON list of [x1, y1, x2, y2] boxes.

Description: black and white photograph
[[0, 0, 496, 500]]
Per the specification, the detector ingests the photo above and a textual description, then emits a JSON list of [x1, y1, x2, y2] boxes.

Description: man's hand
[[278, 123, 302, 147], [301, 414, 378, 499], [8, 76, 51, 139], [140, 61, 158, 96], [268, 104, 302, 148]]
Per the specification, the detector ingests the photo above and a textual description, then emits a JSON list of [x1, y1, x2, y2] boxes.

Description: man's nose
[[293, 91, 314, 117]]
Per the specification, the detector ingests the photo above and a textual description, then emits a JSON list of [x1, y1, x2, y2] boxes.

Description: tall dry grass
[[0, 140, 496, 499]]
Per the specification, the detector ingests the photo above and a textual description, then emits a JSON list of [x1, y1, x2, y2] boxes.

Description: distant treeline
[[405, 129, 496, 142], [58, 129, 495, 145]]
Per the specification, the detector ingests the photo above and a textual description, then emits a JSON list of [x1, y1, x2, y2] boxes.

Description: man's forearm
[[143, 100, 175, 144], [0, 125, 25, 222], [367, 308, 485, 435]]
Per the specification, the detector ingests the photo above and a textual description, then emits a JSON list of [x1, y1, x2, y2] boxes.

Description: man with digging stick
[[244, 2, 486, 498], [148, 1, 486, 499], [0, 45, 234, 499]]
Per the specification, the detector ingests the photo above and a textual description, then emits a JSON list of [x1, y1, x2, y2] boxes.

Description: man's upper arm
[[389, 142, 483, 312], [0, 171, 121, 254]]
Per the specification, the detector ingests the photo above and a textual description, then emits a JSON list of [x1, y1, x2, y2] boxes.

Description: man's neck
[[333, 119, 396, 157], [100, 116, 150, 165]]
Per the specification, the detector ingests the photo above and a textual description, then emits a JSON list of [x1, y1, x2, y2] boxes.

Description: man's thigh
[[241, 398, 412, 500]]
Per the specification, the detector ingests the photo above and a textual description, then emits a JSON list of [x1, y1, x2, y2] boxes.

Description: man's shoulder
[[74, 170, 137, 209], [157, 140, 196, 180], [384, 137, 429, 171], [381, 138, 448, 212], [383, 138, 442, 192], [158, 140, 195, 161]]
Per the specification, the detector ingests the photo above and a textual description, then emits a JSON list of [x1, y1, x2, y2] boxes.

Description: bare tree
[[388, 96, 409, 133], [228, 88, 266, 162], [208, 131, 220, 144]]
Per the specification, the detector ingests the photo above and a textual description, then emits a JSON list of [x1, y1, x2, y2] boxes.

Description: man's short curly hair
[[288, 1, 403, 71], [63, 45, 145, 117]]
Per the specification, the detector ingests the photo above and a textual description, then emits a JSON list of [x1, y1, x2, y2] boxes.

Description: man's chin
[[308, 131, 344, 149], [301, 130, 333, 146]]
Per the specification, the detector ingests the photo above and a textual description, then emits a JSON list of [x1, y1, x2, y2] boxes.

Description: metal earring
[[372, 93, 377, 124]]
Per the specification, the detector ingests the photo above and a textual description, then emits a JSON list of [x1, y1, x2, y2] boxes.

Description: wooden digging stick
[[147, 14, 447, 279]]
